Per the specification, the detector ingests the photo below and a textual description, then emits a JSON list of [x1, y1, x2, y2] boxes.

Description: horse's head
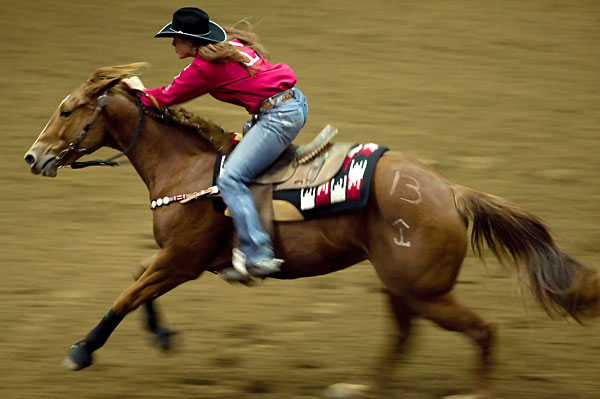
[[24, 63, 146, 177]]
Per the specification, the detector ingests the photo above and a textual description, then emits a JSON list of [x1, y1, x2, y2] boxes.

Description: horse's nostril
[[24, 153, 36, 166]]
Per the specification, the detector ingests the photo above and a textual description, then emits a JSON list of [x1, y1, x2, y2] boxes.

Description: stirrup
[[231, 248, 283, 278], [247, 258, 284, 277]]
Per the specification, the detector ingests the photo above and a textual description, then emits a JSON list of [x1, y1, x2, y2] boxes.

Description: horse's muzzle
[[24, 146, 58, 177]]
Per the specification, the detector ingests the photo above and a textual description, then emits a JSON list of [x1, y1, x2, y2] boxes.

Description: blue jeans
[[217, 88, 308, 265]]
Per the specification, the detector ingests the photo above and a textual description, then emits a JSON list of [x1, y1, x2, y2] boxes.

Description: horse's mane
[[85, 63, 234, 154], [143, 106, 233, 154]]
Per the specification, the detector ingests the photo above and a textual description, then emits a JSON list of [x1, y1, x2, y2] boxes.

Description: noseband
[[55, 90, 145, 169]]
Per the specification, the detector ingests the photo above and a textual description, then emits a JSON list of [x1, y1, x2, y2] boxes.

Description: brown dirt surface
[[1, 1, 599, 398]]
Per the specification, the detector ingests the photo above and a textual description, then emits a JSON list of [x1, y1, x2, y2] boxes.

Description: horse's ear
[[85, 78, 121, 98], [103, 78, 121, 92]]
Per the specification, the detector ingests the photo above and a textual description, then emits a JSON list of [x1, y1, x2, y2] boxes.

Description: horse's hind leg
[[325, 293, 413, 399], [369, 293, 414, 396], [413, 293, 495, 399]]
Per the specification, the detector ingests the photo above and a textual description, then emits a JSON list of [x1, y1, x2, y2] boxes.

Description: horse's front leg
[[142, 300, 177, 351], [63, 249, 201, 371]]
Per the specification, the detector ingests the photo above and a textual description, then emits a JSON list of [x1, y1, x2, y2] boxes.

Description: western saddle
[[220, 124, 356, 225]]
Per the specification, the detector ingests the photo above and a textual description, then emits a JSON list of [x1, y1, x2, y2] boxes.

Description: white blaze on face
[[32, 94, 70, 144]]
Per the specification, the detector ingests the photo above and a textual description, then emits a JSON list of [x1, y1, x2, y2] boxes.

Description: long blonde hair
[[195, 27, 269, 75]]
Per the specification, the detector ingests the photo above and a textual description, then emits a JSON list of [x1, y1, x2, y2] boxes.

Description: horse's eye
[[60, 110, 72, 118]]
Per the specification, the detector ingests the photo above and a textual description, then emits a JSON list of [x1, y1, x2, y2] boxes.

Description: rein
[[56, 91, 145, 169]]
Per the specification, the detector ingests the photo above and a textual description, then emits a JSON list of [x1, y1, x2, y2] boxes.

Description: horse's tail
[[450, 184, 600, 322]]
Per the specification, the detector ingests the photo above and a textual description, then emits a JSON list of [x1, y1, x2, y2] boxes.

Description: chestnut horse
[[24, 64, 599, 398]]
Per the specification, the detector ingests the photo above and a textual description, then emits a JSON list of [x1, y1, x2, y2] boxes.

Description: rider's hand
[[122, 76, 146, 91]]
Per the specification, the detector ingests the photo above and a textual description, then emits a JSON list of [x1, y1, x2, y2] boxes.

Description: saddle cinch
[[221, 125, 356, 226]]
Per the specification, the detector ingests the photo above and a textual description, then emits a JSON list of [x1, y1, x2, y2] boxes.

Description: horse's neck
[[105, 95, 217, 196]]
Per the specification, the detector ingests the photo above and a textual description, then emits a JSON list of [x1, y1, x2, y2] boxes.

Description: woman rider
[[123, 7, 308, 277]]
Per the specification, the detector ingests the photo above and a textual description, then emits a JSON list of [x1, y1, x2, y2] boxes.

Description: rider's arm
[[142, 59, 214, 108]]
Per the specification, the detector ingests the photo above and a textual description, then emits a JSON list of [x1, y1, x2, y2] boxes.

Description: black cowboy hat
[[154, 7, 226, 43]]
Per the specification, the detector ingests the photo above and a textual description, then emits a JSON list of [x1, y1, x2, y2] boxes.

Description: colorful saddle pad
[[213, 143, 388, 220]]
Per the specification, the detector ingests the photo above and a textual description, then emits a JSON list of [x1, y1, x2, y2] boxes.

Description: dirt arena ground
[[1, 1, 598, 398]]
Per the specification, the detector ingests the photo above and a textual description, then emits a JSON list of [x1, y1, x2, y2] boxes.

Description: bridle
[[55, 88, 145, 169]]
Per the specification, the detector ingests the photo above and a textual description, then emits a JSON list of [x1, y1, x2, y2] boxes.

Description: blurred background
[[0, 1, 598, 398]]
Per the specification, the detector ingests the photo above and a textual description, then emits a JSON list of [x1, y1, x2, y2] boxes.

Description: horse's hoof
[[323, 383, 369, 399], [153, 328, 178, 351], [62, 341, 93, 371]]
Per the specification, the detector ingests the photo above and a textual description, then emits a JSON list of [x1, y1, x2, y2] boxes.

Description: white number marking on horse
[[400, 176, 422, 204], [389, 171, 423, 205], [392, 218, 411, 247], [389, 170, 401, 196]]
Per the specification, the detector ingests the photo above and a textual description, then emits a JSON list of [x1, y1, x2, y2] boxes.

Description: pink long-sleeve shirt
[[142, 39, 297, 114]]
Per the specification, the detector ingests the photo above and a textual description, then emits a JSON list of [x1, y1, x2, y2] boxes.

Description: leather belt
[[258, 89, 295, 114]]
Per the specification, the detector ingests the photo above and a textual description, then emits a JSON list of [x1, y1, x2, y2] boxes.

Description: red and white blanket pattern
[[214, 143, 388, 219]]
